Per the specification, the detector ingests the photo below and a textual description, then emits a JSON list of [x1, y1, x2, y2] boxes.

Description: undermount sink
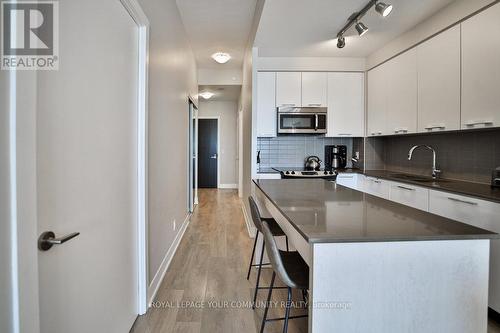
[[388, 173, 449, 183]]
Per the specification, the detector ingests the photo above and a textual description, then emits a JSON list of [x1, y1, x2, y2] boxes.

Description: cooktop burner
[[272, 167, 336, 179]]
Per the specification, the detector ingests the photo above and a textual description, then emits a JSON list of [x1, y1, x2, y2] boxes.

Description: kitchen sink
[[388, 173, 450, 183]]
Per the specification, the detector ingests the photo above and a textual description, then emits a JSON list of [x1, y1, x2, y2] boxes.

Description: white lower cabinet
[[255, 173, 281, 180], [362, 177, 390, 199], [389, 183, 429, 211], [336, 173, 362, 191], [429, 190, 500, 312]]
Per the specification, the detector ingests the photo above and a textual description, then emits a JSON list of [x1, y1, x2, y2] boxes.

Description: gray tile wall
[[365, 129, 500, 184], [257, 136, 363, 170]]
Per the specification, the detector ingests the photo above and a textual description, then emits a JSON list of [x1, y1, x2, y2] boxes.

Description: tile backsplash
[[365, 129, 500, 184], [257, 136, 361, 170]]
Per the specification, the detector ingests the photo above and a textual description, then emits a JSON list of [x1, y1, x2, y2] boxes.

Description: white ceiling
[[198, 85, 242, 102], [255, 0, 456, 57], [176, 0, 258, 70]]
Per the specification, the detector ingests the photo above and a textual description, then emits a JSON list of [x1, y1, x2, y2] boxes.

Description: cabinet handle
[[338, 176, 354, 179], [338, 133, 352, 136], [370, 131, 382, 136], [279, 104, 296, 107], [465, 120, 494, 127], [447, 197, 478, 206], [368, 178, 381, 184], [425, 124, 446, 130], [308, 103, 322, 107], [394, 128, 408, 134], [397, 185, 415, 191]]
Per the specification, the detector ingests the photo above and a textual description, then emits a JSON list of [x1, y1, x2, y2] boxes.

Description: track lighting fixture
[[335, 0, 393, 48], [355, 21, 369, 36], [375, 2, 393, 17]]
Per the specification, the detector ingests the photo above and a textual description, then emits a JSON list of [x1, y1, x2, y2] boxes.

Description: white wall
[[1, 64, 13, 333], [198, 101, 238, 187], [198, 69, 243, 85], [137, 0, 198, 285], [367, 0, 496, 68]]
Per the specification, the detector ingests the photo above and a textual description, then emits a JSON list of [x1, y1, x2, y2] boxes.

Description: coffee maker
[[325, 145, 347, 170]]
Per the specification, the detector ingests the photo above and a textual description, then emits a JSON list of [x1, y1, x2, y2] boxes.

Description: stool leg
[[247, 232, 259, 280], [260, 271, 276, 333], [252, 239, 265, 309], [283, 287, 292, 333]]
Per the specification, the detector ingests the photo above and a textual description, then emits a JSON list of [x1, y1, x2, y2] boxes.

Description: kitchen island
[[253, 179, 497, 333]]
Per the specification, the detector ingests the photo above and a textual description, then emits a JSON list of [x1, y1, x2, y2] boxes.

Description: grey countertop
[[253, 179, 497, 244], [361, 170, 500, 204]]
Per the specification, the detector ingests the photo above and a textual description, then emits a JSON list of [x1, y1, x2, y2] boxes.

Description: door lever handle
[[38, 231, 80, 251]]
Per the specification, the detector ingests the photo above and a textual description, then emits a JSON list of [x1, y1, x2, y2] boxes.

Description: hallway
[[131, 189, 308, 333]]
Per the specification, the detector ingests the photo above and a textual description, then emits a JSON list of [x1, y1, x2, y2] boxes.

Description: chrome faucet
[[408, 145, 441, 179]]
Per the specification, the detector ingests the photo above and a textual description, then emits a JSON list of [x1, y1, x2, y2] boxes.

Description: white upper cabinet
[[462, 2, 500, 129], [385, 48, 418, 135], [276, 72, 301, 107], [302, 72, 328, 107], [417, 25, 460, 133], [327, 72, 365, 137], [256, 72, 277, 137], [367, 64, 388, 136]]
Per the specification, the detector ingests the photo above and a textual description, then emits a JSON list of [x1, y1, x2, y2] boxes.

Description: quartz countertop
[[253, 179, 497, 244], [362, 170, 500, 204]]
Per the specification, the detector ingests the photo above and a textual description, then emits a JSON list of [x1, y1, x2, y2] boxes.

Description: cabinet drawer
[[363, 177, 390, 199], [389, 183, 429, 211], [336, 173, 361, 191]]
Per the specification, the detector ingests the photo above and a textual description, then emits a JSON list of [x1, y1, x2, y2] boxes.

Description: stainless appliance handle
[[315, 114, 318, 130], [38, 231, 80, 251], [447, 197, 478, 205]]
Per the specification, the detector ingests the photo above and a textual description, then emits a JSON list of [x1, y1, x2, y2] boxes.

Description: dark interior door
[[198, 119, 218, 188]]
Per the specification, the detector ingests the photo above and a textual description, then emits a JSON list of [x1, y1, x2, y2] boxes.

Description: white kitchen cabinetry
[[301, 72, 327, 107], [336, 173, 363, 191], [428, 190, 500, 312], [389, 183, 429, 211], [461, 2, 500, 130], [385, 49, 418, 135], [417, 25, 460, 133], [256, 72, 277, 137], [276, 72, 301, 107], [367, 64, 387, 136], [255, 173, 281, 180], [362, 177, 391, 199], [327, 72, 365, 137]]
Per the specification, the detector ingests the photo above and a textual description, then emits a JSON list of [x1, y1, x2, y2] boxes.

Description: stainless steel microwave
[[277, 106, 327, 134]]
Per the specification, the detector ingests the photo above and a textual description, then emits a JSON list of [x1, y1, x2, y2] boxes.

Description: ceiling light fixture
[[335, 0, 393, 48], [355, 21, 369, 36], [199, 91, 214, 99], [211, 52, 231, 64], [375, 2, 393, 17]]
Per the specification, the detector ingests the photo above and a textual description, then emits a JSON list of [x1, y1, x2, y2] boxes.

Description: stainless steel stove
[[272, 167, 337, 180]]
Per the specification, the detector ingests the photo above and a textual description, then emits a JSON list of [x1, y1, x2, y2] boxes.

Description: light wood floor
[[131, 189, 500, 333]]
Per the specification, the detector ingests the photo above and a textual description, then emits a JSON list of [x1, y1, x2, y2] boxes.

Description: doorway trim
[[119, 0, 150, 315], [197, 116, 220, 189]]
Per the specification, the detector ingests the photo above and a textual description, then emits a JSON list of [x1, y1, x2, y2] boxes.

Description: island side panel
[[310, 240, 489, 333]]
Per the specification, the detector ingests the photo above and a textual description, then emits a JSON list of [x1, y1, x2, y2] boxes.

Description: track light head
[[355, 22, 369, 36], [337, 36, 346, 49], [375, 2, 393, 17]]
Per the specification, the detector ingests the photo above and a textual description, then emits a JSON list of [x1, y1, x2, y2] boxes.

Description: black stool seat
[[279, 250, 309, 290], [261, 217, 285, 237]]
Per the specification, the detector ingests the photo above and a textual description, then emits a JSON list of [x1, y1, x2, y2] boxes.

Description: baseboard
[[147, 213, 191, 306], [219, 183, 238, 189], [241, 201, 256, 238]]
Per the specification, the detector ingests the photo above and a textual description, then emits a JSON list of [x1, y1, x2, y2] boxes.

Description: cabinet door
[[336, 173, 363, 191], [385, 49, 417, 135], [462, 3, 500, 129], [302, 72, 327, 107], [327, 72, 365, 137], [362, 177, 391, 199], [256, 72, 277, 137], [389, 182, 429, 211], [367, 65, 387, 136], [417, 25, 460, 133], [276, 72, 301, 107]]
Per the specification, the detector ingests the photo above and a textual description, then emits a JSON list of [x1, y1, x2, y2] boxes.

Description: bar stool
[[260, 220, 309, 333], [247, 196, 289, 309]]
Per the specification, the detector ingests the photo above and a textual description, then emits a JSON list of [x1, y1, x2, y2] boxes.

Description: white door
[[36, 1, 139, 332], [301, 72, 327, 107], [327, 72, 365, 137]]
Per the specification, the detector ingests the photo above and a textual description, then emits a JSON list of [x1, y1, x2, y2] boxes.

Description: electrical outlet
[[173, 219, 176, 231]]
